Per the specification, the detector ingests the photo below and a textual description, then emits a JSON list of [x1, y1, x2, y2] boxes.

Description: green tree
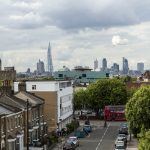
[[73, 89, 89, 110], [87, 79, 127, 113], [125, 86, 150, 136], [127, 87, 137, 101], [138, 130, 150, 150]]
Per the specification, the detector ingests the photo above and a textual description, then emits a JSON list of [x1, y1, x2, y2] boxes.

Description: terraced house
[[0, 84, 47, 149], [0, 103, 24, 150]]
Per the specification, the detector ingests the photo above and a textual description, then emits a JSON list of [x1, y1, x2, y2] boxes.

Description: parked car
[[74, 129, 86, 138], [121, 122, 128, 128], [118, 126, 128, 135], [85, 119, 90, 125], [117, 134, 127, 144], [63, 136, 79, 150], [63, 142, 76, 150], [87, 110, 92, 114], [115, 137, 127, 148], [83, 124, 92, 133], [114, 141, 126, 150]]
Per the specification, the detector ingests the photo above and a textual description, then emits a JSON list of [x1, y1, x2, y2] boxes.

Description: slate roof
[[0, 104, 13, 115], [0, 94, 25, 109], [0, 102, 21, 115], [14, 91, 44, 107]]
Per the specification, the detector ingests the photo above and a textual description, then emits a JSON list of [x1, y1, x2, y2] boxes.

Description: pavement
[[126, 136, 138, 150], [52, 120, 138, 150]]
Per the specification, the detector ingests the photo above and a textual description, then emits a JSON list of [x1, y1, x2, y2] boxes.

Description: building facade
[[0, 102, 24, 150], [111, 63, 119, 75], [37, 59, 45, 75], [122, 57, 129, 75], [0, 84, 46, 149], [102, 58, 107, 71], [137, 62, 144, 73], [54, 66, 109, 86], [94, 59, 98, 71], [14, 81, 73, 132], [0, 58, 1, 71], [0, 68, 16, 81]]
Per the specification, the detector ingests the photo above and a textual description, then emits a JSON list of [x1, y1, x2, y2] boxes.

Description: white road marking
[[95, 123, 110, 150]]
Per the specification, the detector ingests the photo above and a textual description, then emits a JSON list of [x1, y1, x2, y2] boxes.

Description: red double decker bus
[[104, 105, 126, 121]]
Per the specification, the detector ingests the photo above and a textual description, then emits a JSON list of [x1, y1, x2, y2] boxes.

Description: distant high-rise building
[[0, 58, 1, 71], [94, 59, 98, 70], [47, 42, 53, 76], [102, 58, 107, 71], [37, 59, 45, 75], [113, 63, 119, 73], [122, 57, 129, 74], [137, 62, 144, 73], [26, 68, 31, 74]]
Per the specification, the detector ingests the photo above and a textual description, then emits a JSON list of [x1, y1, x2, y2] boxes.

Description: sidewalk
[[127, 136, 138, 150]]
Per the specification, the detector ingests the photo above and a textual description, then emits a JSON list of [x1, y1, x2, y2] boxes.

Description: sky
[[0, 0, 150, 72]]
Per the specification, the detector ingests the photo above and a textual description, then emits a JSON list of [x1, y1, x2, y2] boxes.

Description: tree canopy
[[73, 79, 128, 111], [138, 130, 150, 150], [125, 86, 150, 136], [87, 79, 127, 110], [73, 89, 89, 110]]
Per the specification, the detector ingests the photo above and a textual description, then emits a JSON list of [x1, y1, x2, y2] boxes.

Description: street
[[53, 121, 124, 150]]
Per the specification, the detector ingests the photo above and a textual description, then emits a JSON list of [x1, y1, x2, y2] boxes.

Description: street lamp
[[104, 114, 107, 128]]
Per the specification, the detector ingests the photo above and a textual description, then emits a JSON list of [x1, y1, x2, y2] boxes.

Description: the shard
[[47, 42, 53, 76]]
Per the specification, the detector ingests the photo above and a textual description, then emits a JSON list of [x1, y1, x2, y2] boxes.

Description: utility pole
[[26, 99, 29, 150]]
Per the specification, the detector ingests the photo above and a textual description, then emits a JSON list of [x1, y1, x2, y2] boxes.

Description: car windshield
[[118, 134, 126, 137], [116, 145, 125, 149], [68, 137, 77, 143], [67, 139, 74, 144], [117, 138, 124, 141]]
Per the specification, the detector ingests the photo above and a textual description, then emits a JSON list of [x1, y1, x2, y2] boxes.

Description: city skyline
[[0, 0, 150, 71]]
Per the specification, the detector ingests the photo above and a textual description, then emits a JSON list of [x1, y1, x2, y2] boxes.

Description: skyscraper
[[102, 58, 107, 71], [94, 59, 98, 70], [113, 63, 119, 73], [37, 59, 45, 75], [47, 42, 53, 76], [122, 57, 129, 74], [137, 62, 144, 73], [0, 58, 1, 71]]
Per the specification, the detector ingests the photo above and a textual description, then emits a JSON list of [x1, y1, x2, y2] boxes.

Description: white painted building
[[14, 81, 73, 131]]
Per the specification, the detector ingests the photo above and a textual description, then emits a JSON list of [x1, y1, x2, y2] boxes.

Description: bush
[[66, 120, 79, 134], [49, 131, 58, 144]]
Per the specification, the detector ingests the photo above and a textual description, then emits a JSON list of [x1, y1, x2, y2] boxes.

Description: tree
[[87, 79, 127, 113], [138, 130, 150, 150], [73, 89, 89, 110], [125, 86, 150, 136]]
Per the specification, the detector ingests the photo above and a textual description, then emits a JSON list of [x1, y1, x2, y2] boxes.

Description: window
[[106, 73, 109, 77], [82, 74, 86, 77], [16, 137, 20, 150], [58, 74, 63, 77], [32, 85, 36, 90]]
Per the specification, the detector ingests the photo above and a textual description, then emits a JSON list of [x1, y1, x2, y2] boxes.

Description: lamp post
[[104, 114, 107, 128], [26, 99, 29, 150]]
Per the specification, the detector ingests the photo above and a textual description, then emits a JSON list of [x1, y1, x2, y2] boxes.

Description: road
[[53, 121, 123, 150]]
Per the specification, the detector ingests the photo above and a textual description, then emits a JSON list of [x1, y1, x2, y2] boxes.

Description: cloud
[[0, 0, 150, 72], [1, 0, 150, 30], [112, 35, 128, 46]]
